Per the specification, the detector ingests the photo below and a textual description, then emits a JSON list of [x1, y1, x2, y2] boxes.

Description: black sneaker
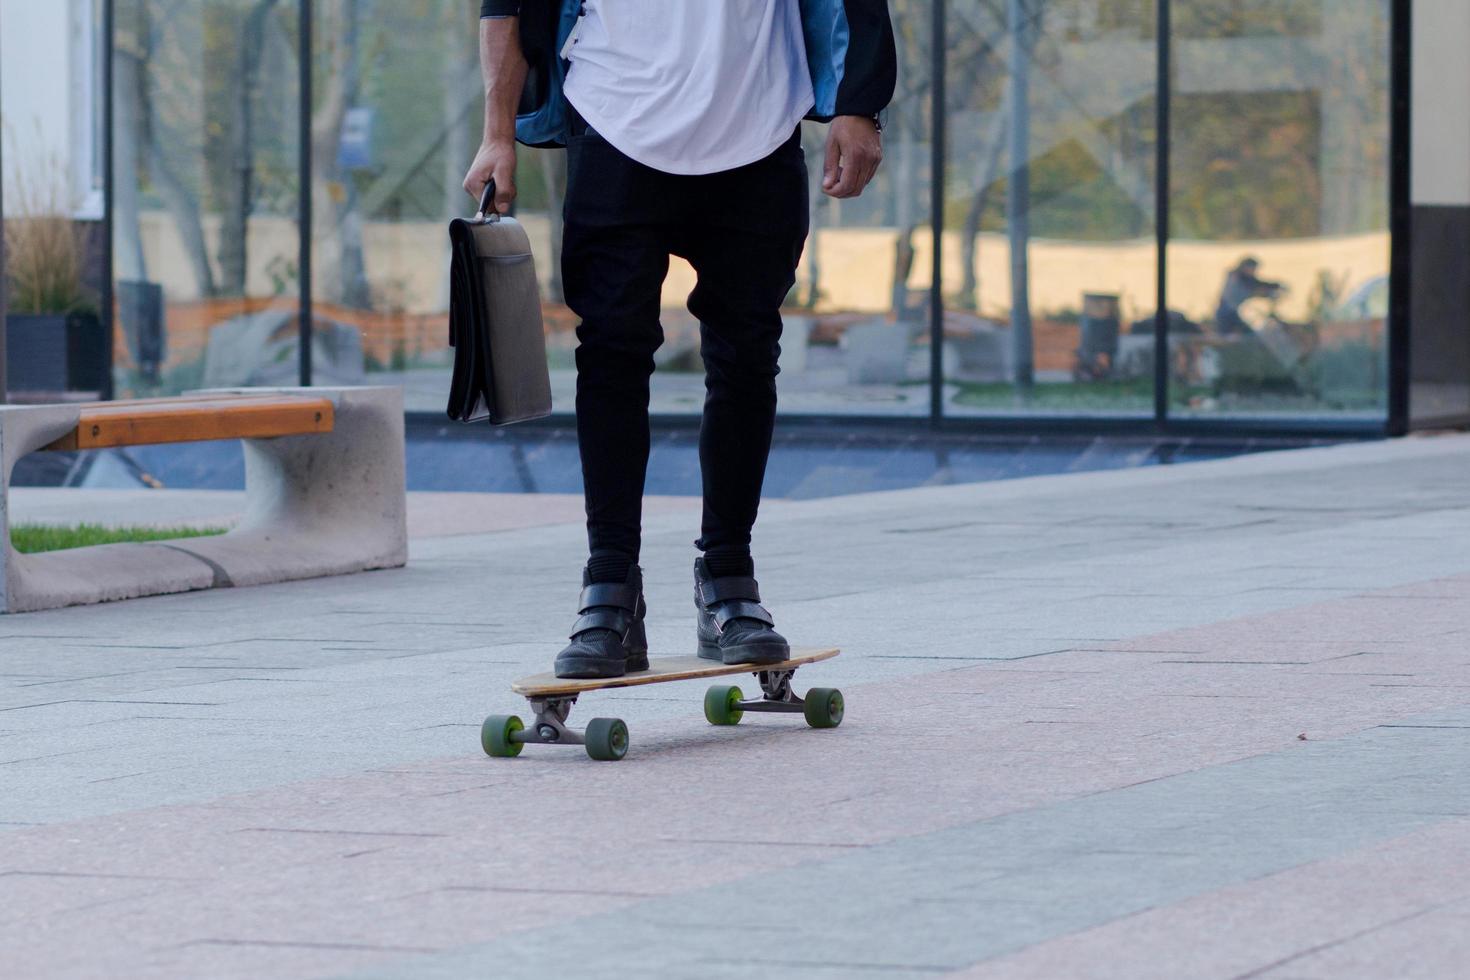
[[553, 566, 650, 679], [694, 557, 790, 666]]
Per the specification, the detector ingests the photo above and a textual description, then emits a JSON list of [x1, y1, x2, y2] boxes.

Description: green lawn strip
[[950, 379, 1171, 411], [10, 523, 228, 554]]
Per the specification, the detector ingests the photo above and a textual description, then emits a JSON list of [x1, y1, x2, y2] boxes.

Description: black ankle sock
[[702, 553, 754, 580], [586, 553, 634, 584]]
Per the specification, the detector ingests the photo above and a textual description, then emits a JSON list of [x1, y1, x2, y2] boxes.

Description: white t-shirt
[[562, 0, 814, 176]]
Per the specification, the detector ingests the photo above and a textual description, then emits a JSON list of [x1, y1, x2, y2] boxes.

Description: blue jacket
[[480, 1, 897, 148]]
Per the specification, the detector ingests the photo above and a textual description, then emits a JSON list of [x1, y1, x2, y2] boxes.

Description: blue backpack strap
[[514, 0, 580, 147]]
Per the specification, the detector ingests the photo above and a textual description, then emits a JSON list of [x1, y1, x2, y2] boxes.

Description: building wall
[[1410, 0, 1470, 424]]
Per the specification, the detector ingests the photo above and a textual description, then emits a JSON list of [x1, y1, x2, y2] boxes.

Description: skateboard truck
[[482, 648, 843, 762], [729, 668, 803, 713], [524, 696, 583, 746], [483, 694, 631, 761], [704, 666, 843, 732]]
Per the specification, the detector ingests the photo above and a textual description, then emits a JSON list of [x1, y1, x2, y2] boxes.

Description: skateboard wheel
[[584, 718, 629, 761], [482, 714, 524, 757], [803, 688, 844, 729], [704, 685, 745, 726]]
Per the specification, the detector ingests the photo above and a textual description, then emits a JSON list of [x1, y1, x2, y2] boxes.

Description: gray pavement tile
[[348, 715, 1470, 979], [3, 436, 1470, 976], [1248, 898, 1470, 980]]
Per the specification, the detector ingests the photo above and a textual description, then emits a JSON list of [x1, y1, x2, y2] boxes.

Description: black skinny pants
[[561, 119, 809, 566]]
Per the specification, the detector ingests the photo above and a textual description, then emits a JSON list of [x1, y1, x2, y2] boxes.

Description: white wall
[[0, 0, 101, 218], [1411, 0, 1470, 207]]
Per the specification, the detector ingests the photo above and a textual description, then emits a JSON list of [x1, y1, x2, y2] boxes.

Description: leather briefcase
[[446, 181, 553, 424]]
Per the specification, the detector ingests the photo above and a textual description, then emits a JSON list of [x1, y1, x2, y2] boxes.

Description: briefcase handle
[[473, 179, 502, 225]]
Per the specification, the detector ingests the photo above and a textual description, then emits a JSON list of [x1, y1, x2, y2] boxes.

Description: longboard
[[482, 647, 842, 762]]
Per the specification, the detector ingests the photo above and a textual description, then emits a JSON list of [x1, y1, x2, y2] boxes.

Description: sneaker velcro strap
[[579, 581, 639, 612], [712, 600, 774, 630], [698, 576, 761, 607], [571, 608, 631, 639]]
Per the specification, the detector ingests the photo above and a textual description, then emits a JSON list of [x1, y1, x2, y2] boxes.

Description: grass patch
[[950, 378, 1177, 411], [10, 523, 228, 554]]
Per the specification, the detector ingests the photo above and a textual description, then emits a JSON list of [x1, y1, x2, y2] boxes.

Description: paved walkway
[[2, 434, 1468, 978]]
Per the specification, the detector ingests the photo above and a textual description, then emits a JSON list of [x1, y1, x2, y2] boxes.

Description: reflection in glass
[[943, 0, 1158, 417], [763, 1, 931, 417], [111, 0, 301, 397], [1169, 0, 1390, 417], [92, 0, 1396, 427], [307, 0, 473, 407]]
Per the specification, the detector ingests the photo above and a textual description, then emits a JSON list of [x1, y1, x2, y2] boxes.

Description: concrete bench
[[0, 385, 406, 613]]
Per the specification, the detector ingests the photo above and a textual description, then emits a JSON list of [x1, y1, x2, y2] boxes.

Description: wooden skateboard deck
[[512, 647, 839, 697], [483, 647, 842, 762]]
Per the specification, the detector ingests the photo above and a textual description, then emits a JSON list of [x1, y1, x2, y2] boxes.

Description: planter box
[[5, 313, 108, 395], [843, 318, 911, 384]]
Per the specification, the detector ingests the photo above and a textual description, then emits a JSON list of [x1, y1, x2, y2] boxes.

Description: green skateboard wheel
[[585, 717, 629, 761], [803, 688, 844, 729], [482, 714, 524, 757], [704, 685, 745, 726]]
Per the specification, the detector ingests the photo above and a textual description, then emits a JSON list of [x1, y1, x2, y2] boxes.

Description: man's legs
[[681, 228, 803, 665], [684, 229, 802, 562], [684, 129, 809, 564], [555, 122, 675, 677], [680, 131, 808, 664], [562, 221, 669, 576]]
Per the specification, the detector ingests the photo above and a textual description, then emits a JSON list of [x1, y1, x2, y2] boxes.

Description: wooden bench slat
[[61, 391, 308, 411], [43, 395, 335, 451], [66, 396, 325, 419]]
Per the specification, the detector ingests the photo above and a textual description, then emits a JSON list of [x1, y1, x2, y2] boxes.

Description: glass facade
[[0, 0, 1415, 430], [1167, 0, 1391, 419], [941, 0, 1158, 418], [778, 1, 932, 418], [303, 0, 457, 400], [110, 0, 302, 397]]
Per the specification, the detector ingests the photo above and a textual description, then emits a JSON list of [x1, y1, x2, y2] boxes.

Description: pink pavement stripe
[[5, 572, 1470, 978], [947, 816, 1470, 980], [1099, 574, 1470, 653]]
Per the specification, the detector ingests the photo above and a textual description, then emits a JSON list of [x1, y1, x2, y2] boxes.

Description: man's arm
[[821, 0, 896, 199], [461, 11, 528, 213]]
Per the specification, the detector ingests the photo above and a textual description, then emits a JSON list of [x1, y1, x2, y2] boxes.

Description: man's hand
[[463, 138, 517, 214], [464, 16, 526, 215], [822, 116, 882, 199]]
